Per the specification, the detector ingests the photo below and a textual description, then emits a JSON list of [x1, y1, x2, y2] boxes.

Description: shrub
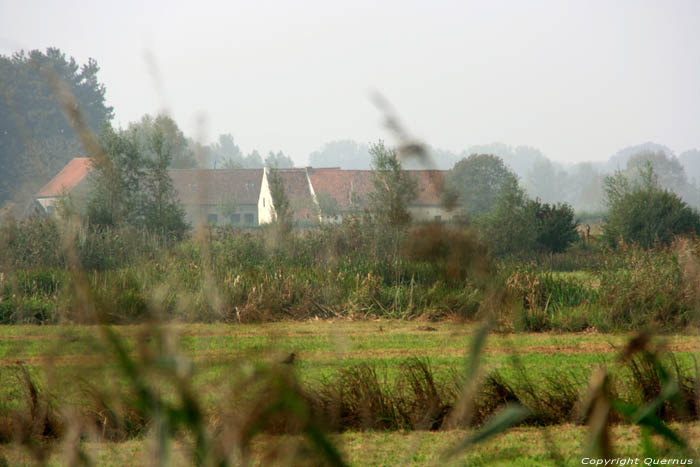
[[530, 200, 579, 253], [602, 165, 700, 248]]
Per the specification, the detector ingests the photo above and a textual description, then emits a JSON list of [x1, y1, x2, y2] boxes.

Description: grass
[[2, 322, 699, 389], [1, 424, 698, 465], [0, 321, 699, 464]]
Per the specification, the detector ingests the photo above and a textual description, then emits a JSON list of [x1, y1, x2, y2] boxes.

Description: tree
[[679, 149, 700, 184], [244, 150, 264, 168], [87, 125, 144, 227], [0, 48, 113, 206], [267, 169, 293, 235], [87, 124, 188, 237], [128, 114, 197, 169], [142, 127, 189, 237], [464, 143, 545, 181], [209, 133, 264, 169], [315, 192, 340, 218], [367, 141, 417, 227], [525, 157, 568, 204], [529, 200, 579, 253], [602, 164, 700, 248], [309, 140, 371, 169], [567, 162, 604, 212], [483, 179, 537, 257], [448, 154, 518, 218], [264, 151, 294, 168]]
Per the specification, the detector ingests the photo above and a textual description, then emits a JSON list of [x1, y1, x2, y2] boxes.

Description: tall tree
[[309, 140, 371, 169], [88, 124, 188, 237], [264, 151, 294, 168], [602, 163, 700, 248], [525, 157, 568, 204], [142, 127, 189, 236], [128, 114, 197, 169], [483, 179, 537, 257], [367, 141, 417, 227], [87, 126, 144, 227], [0, 48, 113, 206], [448, 154, 518, 218]]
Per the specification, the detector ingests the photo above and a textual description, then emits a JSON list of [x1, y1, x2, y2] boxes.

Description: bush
[[530, 200, 579, 253], [602, 166, 700, 249]]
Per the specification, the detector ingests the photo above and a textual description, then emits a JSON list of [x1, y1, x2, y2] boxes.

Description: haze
[[1, 0, 699, 166]]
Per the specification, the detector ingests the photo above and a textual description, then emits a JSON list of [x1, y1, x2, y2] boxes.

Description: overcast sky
[[1, 0, 699, 165]]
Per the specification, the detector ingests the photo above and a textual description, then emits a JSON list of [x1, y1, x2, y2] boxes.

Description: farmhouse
[[168, 168, 263, 226], [35, 157, 92, 215], [258, 167, 318, 224], [306, 167, 454, 223], [36, 159, 454, 226]]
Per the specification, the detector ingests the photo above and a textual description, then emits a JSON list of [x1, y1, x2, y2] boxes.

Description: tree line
[[0, 48, 293, 213]]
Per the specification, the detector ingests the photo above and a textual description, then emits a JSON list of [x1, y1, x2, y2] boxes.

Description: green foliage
[[483, 179, 537, 257], [449, 154, 518, 217], [603, 164, 700, 248], [87, 124, 188, 237], [0, 48, 113, 205], [0, 215, 63, 268], [484, 182, 579, 257], [530, 200, 579, 253], [209, 134, 265, 169], [87, 125, 144, 227], [367, 141, 417, 227], [264, 150, 294, 168], [267, 169, 294, 237], [315, 191, 340, 218], [128, 114, 197, 169], [141, 127, 189, 237], [597, 245, 698, 330]]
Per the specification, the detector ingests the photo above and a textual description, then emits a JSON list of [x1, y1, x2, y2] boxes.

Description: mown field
[[1, 321, 698, 465]]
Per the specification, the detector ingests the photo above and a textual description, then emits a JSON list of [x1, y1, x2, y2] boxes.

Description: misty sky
[[1, 0, 699, 166]]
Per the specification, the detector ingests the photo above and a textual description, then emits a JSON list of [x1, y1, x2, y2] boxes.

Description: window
[[47, 205, 56, 215], [434, 215, 442, 222], [263, 198, 265, 207], [207, 214, 218, 224], [244, 213, 255, 225], [230, 214, 240, 224]]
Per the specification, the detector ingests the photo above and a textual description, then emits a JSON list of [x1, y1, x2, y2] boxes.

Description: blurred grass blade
[[631, 380, 678, 423], [306, 426, 347, 467], [466, 322, 489, 380], [582, 370, 613, 459], [443, 404, 530, 460], [613, 399, 687, 449]]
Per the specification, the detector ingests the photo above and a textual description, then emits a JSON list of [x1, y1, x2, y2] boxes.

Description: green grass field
[[1, 321, 698, 465]]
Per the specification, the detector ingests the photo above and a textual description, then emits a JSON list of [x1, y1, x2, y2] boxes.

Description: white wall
[[408, 205, 456, 222], [257, 167, 275, 224]]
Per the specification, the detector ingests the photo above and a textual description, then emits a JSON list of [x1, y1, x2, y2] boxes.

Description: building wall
[[36, 197, 56, 214], [184, 204, 259, 227], [319, 205, 455, 224], [408, 205, 456, 222], [257, 168, 275, 224]]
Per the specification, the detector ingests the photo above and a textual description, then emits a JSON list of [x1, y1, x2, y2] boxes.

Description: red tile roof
[[307, 168, 445, 211], [270, 169, 317, 222], [409, 170, 446, 206], [169, 169, 263, 205], [36, 158, 92, 197]]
